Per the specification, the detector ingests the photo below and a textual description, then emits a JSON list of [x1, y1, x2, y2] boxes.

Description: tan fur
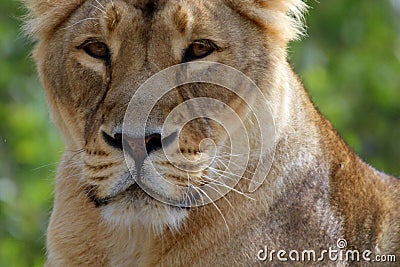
[[23, 0, 400, 266]]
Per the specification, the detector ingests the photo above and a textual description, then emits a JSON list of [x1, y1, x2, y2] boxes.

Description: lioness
[[24, 0, 399, 266]]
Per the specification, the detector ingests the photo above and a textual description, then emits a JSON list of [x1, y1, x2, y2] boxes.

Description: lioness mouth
[[87, 130, 183, 207], [85, 182, 137, 207]]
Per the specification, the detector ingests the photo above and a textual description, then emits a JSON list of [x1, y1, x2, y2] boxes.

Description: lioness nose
[[123, 134, 162, 163]]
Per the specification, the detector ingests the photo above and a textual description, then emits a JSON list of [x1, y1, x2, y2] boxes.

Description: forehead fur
[[23, 0, 307, 41]]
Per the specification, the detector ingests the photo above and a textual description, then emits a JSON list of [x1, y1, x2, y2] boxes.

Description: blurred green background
[[0, 0, 399, 266]]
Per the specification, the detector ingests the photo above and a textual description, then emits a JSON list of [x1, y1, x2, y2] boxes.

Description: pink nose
[[123, 134, 162, 164]]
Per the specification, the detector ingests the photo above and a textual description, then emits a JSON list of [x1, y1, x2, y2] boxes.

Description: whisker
[[185, 173, 194, 207], [219, 151, 248, 158], [215, 158, 255, 176], [205, 177, 256, 201], [211, 181, 256, 201], [95, 0, 106, 10], [91, 4, 106, 14], [201, 182, 234, 209], [195, 186, 230, 238], [188, 182, 206, 216], [189, 182, 205, 208], [31, 162, 59, 171], [184, 185, 192, 208], [62, 18, 100, 30], [208, 166, 252, 182], [58, 158, 85, 168], [66, 148, 86, 154], [203, 172, 256, 201]]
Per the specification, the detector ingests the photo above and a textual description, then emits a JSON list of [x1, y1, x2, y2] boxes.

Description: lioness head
[[25, 0, 306, 232]]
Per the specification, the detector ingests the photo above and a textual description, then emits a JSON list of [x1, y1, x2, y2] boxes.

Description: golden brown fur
[[23, 0, 399, 266]]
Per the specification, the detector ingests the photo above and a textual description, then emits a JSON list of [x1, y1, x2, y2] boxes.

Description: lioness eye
[[183, 40, 218, 62], [82, 42, 110, 60]]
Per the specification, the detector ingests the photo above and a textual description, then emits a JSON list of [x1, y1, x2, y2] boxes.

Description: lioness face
[[34, 0, 300, 231]]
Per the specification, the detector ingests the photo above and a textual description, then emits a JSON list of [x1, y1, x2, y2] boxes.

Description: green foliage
[[0, 0, 399, 266], [290, 0, 400, 175], [0, 1, 63, 266]]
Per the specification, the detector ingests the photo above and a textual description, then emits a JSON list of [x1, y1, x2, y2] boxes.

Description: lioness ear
[[226, 0, 308, 42], [22, 0, 85, 40]]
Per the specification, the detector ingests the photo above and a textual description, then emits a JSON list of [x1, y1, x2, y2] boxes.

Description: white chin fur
[[101, 200, 188, 234]]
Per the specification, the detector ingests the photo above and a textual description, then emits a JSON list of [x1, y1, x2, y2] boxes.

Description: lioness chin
[[23, 0, 399, 266]]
